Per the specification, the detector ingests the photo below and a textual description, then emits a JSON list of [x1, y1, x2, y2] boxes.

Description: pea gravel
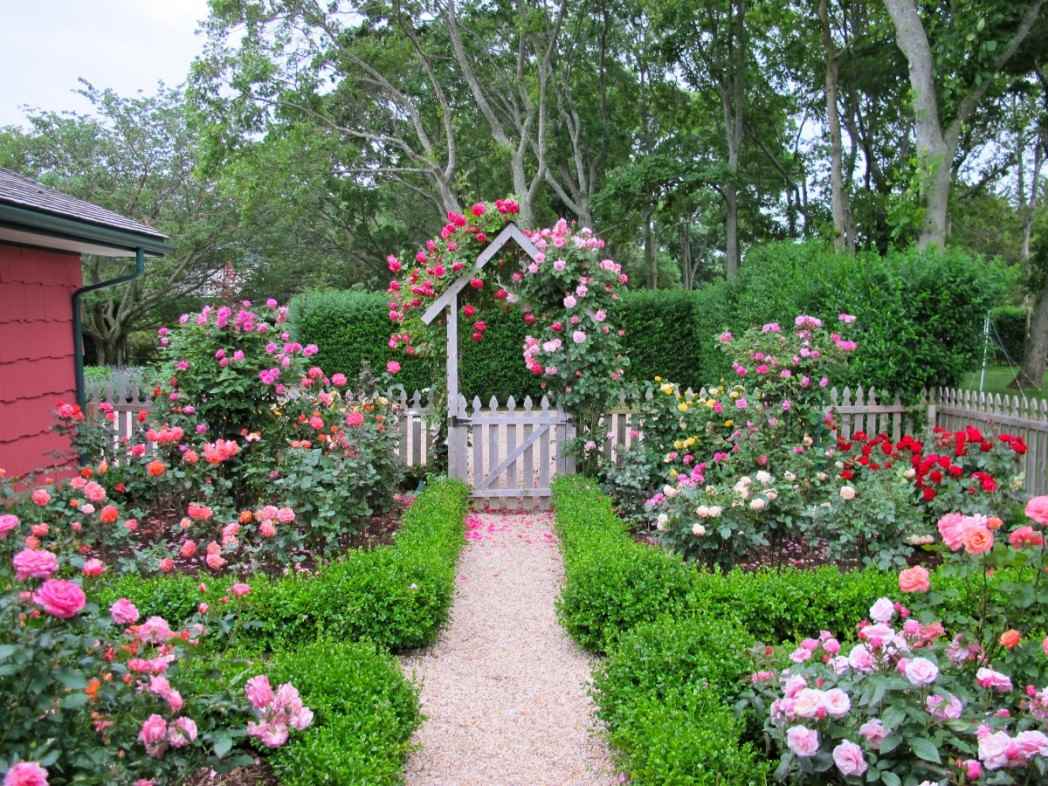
[[401, 511, 620, 786]]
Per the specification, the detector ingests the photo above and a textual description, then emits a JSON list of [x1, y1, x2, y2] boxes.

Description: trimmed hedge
[[289, 290, 710, 400], [269, 640, 420, 786], [97, 476, 470, 653]]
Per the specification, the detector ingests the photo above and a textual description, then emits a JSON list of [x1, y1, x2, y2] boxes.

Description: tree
[[0, 82, 240, 363], [883, 0, 1045, 249]]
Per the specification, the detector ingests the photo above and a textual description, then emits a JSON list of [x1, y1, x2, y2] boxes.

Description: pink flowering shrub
[[385, 203, 629, 471], [0, 532, 309, 785], [14, 300, 402, 576], [740, 495, 1048, 784]]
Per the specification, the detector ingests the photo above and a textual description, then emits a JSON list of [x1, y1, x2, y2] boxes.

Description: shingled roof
[[0, 168, 167, 240]]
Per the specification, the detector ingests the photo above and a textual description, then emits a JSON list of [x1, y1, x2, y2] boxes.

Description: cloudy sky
[[0, 0, 210, 127]]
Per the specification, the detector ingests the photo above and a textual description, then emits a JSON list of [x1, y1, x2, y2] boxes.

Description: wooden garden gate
[[418, 222, 576, 497], [449, 394, 574, 498]]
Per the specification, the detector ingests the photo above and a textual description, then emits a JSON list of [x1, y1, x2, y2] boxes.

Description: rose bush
[[740, 495, 1048, 785]]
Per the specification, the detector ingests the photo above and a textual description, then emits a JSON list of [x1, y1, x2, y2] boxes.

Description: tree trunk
[[1021, 126, 1044, 261], [820, 0, 853, 251], [724, 181, 739, 280], [645, 209, 657, 289], [1015, 281, 1048, 389], [680, 222, 693, 289], [883, 0, 951, 249]]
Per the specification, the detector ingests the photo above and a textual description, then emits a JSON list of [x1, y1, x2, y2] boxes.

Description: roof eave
[[0, 202, 172, 256]]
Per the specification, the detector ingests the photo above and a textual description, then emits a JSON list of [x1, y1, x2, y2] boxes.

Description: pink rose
[[937, 512, 973, 551], [247, 720, 289, 748], [572, 330, 587, 344], [1025, 495, 1048, 525], [137, 616, 174, 644], [82, 558, 106, 577], [793, 689, 825, 719], [3, 762, 49, 786], [31, 489, 50, 506], [975, 667, 1012, 692], [786, 725, 819, 757], [869, 597, 895, 623], [260, 521, 277, 538], [979, 731, 1011, 770], [276, 507, 295, 524], [899, 565, 930, 593], [386, 360, 400, 375], [832, 740, 867, 777], [0, 514, 21, 537], [83, 481, 107, 503], [12, 549, 58, 581], [138, 714, 168, 757], [963, 759, 982, 780], [824, 688, 851, 718], [33, 579, 86, 619], [231, 582, 251, 598], [848, 644, 874, 673], [246, 675, 275, 709], [904, 657, 939, 686], [110, 598, 140, 625], [167, 717, 198, 748], [858, 719, 887, 748]]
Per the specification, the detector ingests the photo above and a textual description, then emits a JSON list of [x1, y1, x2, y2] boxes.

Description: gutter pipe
[[72, 247, 145, 408]]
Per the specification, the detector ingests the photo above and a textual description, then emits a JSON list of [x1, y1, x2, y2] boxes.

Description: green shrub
[[594, 615, 754, 729], [553, 476, 695, 653], [96, 477, 469, 653], [268, 639, 420, 786], [290, 289, 712, 400], [991, 304, 1027, 364], [607, 687, 770, 786]]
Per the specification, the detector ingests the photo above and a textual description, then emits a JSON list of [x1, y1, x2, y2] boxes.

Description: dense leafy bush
[[268, 639, 420, 786], [991, 304, 1027, 364], [95, 477, 470, 653], [291, 289, 711, 401], [715, 241, 1006, 397], [553, 476, 695, 653]]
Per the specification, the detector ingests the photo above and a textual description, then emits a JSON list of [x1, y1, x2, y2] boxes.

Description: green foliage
[[705, 241, 1006, 398], [991, 304, 1027, 364], [553, 476, 696, 653], [268, 640, 420, 786], [290, 290, 711, 400], [595, 615, 755, 728]]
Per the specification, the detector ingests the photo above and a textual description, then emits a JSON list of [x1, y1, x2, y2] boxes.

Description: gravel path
[[401, 511, 619, 786]]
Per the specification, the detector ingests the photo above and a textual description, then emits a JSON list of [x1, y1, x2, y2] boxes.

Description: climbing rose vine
[[385, 201, 629, 469]]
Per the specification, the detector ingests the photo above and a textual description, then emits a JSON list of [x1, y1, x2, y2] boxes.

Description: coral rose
[[31, 489, 50, 506], [98, 505, 119, 524], [1025, 495, 1048, 525], [33, 579, 86, 619], [899, 565, 930, 593], [1000, 629, 1021, 650], [146, 460, 166, 478], [1009, 526, 1044, 549], [963, 526, 994, 555], [82, 558, 106, 577]]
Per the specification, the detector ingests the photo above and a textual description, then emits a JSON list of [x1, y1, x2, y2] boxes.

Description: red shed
[[0, 169, 170, 479]]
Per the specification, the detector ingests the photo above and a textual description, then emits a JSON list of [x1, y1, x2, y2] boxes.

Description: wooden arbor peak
[[419, 222, 542, 479]]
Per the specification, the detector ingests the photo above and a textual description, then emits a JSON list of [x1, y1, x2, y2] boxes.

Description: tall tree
[[883, 0, 1045, 249]]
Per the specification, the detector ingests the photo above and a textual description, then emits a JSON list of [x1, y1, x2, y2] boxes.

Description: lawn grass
[[960, 365, 1048, 399]]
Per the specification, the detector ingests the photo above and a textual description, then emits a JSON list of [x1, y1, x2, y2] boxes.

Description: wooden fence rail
[[84, 381, 1048, 495]]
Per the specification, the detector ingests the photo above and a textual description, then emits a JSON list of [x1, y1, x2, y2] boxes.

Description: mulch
[[184, 761, 279, 786]]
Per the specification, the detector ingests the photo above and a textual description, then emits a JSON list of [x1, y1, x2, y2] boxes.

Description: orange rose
[[99, 505, 119, 524], [987, 516, 1004, 531], [85, 677, 102, 700], [146, 460, 166, 478], [239, 510, 254, 524], [899, 565, 931, 593], [1000, 629, 1021, 650], [963, 526, 994, 555]]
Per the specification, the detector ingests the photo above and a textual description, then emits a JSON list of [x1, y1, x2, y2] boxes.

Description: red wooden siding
[[0, 244, 82, 478]]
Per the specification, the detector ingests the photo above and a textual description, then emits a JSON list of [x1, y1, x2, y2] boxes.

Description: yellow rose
[[729, 390, 740, 399], [660, 383, 675, 396], [678, 403, 689, 413], [654, 375, 663, 383], [673, 439, 684, 450], [669, 468, 679, 478], [724, 419, 734, 428]]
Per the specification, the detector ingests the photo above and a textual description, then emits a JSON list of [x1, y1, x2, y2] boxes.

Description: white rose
[[755, 470, 773, 486], [695, 506, 709, 518], [839, 485, 856, 500], [784, 471, 796, 481], [656, 513, 669, 531], [904, 467, 916, 479], [750, 498, 767, 511], [766, 489, 779, 501], [663, 484, 678, 498], [692, 523, 706, 537], [708, 506, 723, 517], [816, 472, 828, 482]]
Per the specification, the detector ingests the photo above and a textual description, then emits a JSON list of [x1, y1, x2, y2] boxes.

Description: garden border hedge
[[96, 477, 469, 785], [551, 476, 904, 785]]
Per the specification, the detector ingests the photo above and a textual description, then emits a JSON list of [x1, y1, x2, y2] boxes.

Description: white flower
[[784, 471, 796, 481], [755, 470, 773, 486], [707, 505, 723, 517], [655, 513, 668, 531], [839, 485, 856, 500], [750, 498, 767, 511], [904, 468, 916, 479], [869, 597, 895, 623], [662, 484, 678, 498], [692, 523, 706, 537], [816, 472, 828, 482], [695, 505, 709, 518], [766, 490, 779, 501]]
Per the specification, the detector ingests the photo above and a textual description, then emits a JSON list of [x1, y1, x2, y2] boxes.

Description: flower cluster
[[244, 675, 313, 748]]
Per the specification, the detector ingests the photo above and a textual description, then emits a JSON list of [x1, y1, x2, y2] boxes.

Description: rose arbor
[[386, 203, 629, 487]]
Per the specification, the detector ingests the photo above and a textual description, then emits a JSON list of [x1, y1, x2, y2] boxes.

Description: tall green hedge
[[991, 305, 1027, 364], [290, 242, 1003, 401], [289, 289, 710, 400]]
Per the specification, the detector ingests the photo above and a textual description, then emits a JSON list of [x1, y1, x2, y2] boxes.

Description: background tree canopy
[[0, 0, 1045, 384]]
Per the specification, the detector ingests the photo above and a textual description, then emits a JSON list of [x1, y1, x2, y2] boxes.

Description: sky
[[0, 0, 211, 128]]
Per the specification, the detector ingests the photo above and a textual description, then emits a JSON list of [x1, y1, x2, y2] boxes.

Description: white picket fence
[[84, 382, 1048, 496]]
